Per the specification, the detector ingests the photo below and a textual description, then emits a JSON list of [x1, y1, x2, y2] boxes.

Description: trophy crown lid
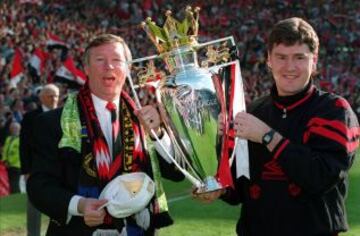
[[141, 6, 200, 53]]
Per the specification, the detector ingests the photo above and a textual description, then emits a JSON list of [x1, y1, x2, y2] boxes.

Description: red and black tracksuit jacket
[[222, 83, 360, 236]]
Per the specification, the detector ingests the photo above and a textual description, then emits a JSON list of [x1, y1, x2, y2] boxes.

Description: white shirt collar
[[41, 104, 50, 112], [91, 94, 120, 112]]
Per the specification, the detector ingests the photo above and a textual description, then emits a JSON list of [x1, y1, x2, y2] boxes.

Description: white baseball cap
[[99, 172, 155, 218]]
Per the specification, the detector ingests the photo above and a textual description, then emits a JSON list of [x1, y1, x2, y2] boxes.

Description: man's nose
[[285, 59, 296, 71], [104, 60, 114, 69]]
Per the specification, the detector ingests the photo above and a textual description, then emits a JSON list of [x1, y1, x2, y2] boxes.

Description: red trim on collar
[[274, 85, 315, 111]]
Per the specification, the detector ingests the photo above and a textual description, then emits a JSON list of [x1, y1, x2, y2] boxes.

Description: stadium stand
[[0, 0, 359, 163]]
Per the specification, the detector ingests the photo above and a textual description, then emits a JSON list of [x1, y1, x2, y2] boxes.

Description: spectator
[[20, 83, 60, 236], [11, 98, 25, 123], [2, 121, 21, 193], [0, 1, 359, 119]]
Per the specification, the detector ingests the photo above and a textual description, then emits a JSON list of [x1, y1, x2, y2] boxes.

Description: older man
[[20, 83, 60, 236], [27, 34, 182, 235]]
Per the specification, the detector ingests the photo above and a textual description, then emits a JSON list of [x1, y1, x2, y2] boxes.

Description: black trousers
[[7, 167, 20, 193], [27, 195, 42, 236]]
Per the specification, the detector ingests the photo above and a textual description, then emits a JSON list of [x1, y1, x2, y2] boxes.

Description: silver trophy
[[127, 7, 248, 193]]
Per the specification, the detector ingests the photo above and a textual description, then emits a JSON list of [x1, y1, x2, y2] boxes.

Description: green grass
[[344, 151, 360, 236], [1, 151, 359, 236], [160, 197, 240, 236], [0, 194, 49, 236]]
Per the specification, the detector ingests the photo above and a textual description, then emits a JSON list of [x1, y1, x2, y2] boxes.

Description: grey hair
[[39, 84, 60, 97]]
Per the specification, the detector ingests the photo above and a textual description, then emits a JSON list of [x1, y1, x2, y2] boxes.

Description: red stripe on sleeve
[[307, 126, 359, 153], [274, 139, 290, 160], [307, 117, 360, 140], [335, 98, 351, 109]]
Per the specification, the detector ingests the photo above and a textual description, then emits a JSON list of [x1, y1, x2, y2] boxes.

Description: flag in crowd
[[10, 48, 24, 87], [46, 33, 68, 50], [28, 47, 47, 78], [55, 56, 86, 87]]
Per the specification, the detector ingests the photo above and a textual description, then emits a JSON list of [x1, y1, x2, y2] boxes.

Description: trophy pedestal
[[196, 176, 223, 193]]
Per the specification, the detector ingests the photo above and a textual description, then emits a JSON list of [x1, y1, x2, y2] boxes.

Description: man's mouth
[[103, 76, 115, 81], [283, 75, 297, 80], [102, 76, 116, 86]]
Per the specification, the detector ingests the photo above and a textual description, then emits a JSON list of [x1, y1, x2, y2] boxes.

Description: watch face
[[262, 130, 275, 145]]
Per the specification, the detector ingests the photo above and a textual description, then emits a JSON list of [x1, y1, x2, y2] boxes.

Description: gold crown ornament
[[141, 6, 200, 53]]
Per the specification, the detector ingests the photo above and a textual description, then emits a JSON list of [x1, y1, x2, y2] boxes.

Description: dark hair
[[268, 17, 319, 54], [83, 34, 132, 66]]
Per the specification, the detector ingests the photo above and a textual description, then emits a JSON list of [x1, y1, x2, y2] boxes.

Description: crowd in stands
[[0, 0, 359, 194]]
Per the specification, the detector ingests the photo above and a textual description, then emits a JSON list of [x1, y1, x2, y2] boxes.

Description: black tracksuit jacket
[[222, 83, 360, 236]]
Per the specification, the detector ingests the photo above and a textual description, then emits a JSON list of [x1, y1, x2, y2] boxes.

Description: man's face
[[85, 42, 127, 101], [41, 90, 59, 109], [267, 43, 317, 96]]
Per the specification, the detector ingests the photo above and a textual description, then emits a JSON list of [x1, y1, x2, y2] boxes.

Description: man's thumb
[[96, 198, 108, 209]]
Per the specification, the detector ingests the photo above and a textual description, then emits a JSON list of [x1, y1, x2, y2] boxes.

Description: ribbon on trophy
[[220, 61, 250, 179]]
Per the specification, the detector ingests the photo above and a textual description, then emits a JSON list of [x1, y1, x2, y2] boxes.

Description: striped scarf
[[78, 83, 146, 181]]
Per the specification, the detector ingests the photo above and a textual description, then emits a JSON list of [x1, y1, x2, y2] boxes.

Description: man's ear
[[312, 54, 318, 73], [267, 62, 271, 69], [266, 51, 271, 69], [84, 65, 89, 76], [266, 60, 272, 70]]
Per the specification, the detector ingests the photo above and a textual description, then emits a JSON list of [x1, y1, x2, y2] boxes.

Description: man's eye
[[113, 59, 124, 63], [296, 56, 305, 60]]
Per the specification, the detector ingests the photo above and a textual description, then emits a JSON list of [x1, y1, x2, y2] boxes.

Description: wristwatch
[[262, 129, 275, 145]]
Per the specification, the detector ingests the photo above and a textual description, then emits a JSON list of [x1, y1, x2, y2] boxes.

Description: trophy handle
[[126, 71, 203, 188], [208, 60, 249, 179]]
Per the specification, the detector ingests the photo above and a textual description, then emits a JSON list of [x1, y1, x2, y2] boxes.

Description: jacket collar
[[271, 82, 316, 117]]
